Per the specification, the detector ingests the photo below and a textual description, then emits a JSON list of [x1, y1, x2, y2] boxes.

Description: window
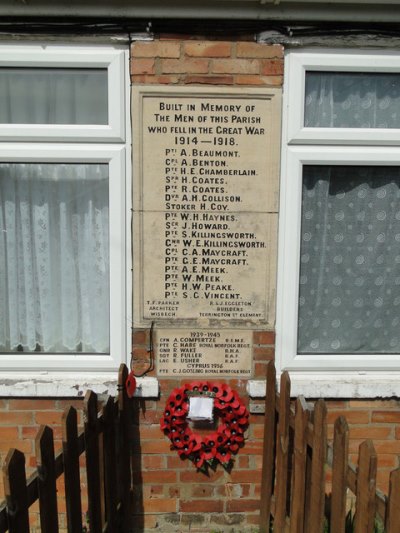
[[0, 44, 129, 372], [277, 50, 400, 393]]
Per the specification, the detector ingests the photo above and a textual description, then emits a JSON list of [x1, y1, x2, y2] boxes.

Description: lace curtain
[[0, 68, 108, 125], [298, 165, 400, 354], [0, 163, 110, 353], [305, 72, 400, 128]]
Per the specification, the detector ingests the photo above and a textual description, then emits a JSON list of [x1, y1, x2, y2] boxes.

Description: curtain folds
[[0, 163, 110, 353]]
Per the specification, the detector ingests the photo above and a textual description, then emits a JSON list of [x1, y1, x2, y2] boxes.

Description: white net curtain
[[299, 71, 400, 354], [0, 163, 110, 353]]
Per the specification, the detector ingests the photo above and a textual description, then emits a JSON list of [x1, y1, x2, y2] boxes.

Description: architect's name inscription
[[135, 88, 277, 323], [157, 329, 252, 377]]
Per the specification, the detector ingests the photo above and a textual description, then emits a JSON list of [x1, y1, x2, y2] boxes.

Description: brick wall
[[0, 36, 399, 533]]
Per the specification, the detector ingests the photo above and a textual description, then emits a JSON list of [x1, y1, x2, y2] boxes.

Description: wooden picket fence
[[259, 361, 400, 533], [0, 364, 133, 533]]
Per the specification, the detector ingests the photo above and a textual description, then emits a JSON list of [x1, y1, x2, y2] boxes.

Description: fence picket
[[289, 396, 309, 533], [306, 399, 327, 533], [354, 440, 377, 533], [103, 396, 118, 532], [274, 371, 291, 531], [118, 364, 134, 532], [385, 467, 400, 533], [2, 449, 29, 533], [36, 426, 58, 533], [259, 361, 277, 533], [330, 417, 349, 533], [84, 390, 103, 533], [62, 406, 83, 533]]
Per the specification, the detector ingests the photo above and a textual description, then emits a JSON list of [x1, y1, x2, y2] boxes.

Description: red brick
[[211, 59, 259, 75], [140, 425, 164, 439], [261, 59, 284, 76], [161, 58, 209, 74], [35, 411, 63, 426], [253, 331, 275, 345], [253, 347, 274, 360], [180, 499, 223, 512], [184, 75, 234, 85], [190, 484, 214, 497], [142, 455, 166, 470], [371, 411, 400, 424], [0, 427, 19, 439], [230, 470, 261, 484], [326, 410, 370, 425], [180, 470, 224, 483], [233, 75, 265, 86], [138, 470, 177, 484], [348, 399, 400, 409], [131, 75, 180, 85], [226, 499, 260, 512], [140, 439, 173, 454], [144, 498, 177, 513], [131, 58, 155, 76], [167, 455, 187, 469], [237, 43, 283, 59], [374, 441, 400, 454], [0, 412, 34, 425], [254, 362, 268, 377], [131, 41, 180, 58], [349, 426, 393, 440], [0, 440, 33, 454], [132, 330, 147, 345], [184, 41, 231, 58], [8, 399, 56, 411]]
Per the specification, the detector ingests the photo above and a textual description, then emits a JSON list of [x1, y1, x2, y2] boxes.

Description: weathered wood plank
[[330, 416, 349, 533], [62, 406, 83, 533], [385, 467, 400, 533], [289, 396, 309, 533], [84, 390, 103, 533], [354, 440, 377, 533], [306, 399, 327, 533], [259, 362, 277, 533], [2, 449, 29, 533], [103, 395, 118, 533], [118, 364, 134, 532], [36, 426, 58, 533], [274, 371, 291, 531]]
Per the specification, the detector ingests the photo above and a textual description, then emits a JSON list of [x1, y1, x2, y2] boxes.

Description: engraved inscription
[[157, 329, 252, 377]]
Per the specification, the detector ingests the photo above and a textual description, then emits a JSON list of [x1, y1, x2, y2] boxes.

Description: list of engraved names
[[139, 93, 272, 322]]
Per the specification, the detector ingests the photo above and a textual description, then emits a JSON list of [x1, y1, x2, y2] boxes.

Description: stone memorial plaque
[[133, 86, 281, 326], [157, 329, 252, 377]]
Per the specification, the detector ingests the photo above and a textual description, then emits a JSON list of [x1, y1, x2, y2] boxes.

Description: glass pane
[[298, 165, 400, 354], [305, 72, 400, 128], [0, 163, 110, 354], [0, 68, 108, 125]]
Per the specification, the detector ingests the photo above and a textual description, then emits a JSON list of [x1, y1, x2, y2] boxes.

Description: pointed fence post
[[118, 363, 134, 532], [354, 440, 377, 533], [306, 399, 327, 533], [36, 426, 59, 533], [274, 371, 291, 531], [84, 390, 103, 533], [103, 396, 118, 533], [385, 467, 400, 533], [290, 396, 309, 533], [259, 361, 277, 533], [2, 449, 29, 533], [330, 416, 349, 533], [62, 406, 83, 533]]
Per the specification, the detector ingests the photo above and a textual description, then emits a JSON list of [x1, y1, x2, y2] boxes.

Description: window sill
[[0, 372, 159, 398], [247, 372, 400, 399]]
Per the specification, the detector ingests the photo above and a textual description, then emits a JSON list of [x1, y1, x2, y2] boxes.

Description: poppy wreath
[[160, 381, 249, 471]]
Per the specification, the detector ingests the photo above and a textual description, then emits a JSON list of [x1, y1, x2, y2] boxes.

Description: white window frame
[[277, 49, 400, 397], [286, 49, 400, 146], [0, 144, 127, 372], [0, 44, 126, 142]]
